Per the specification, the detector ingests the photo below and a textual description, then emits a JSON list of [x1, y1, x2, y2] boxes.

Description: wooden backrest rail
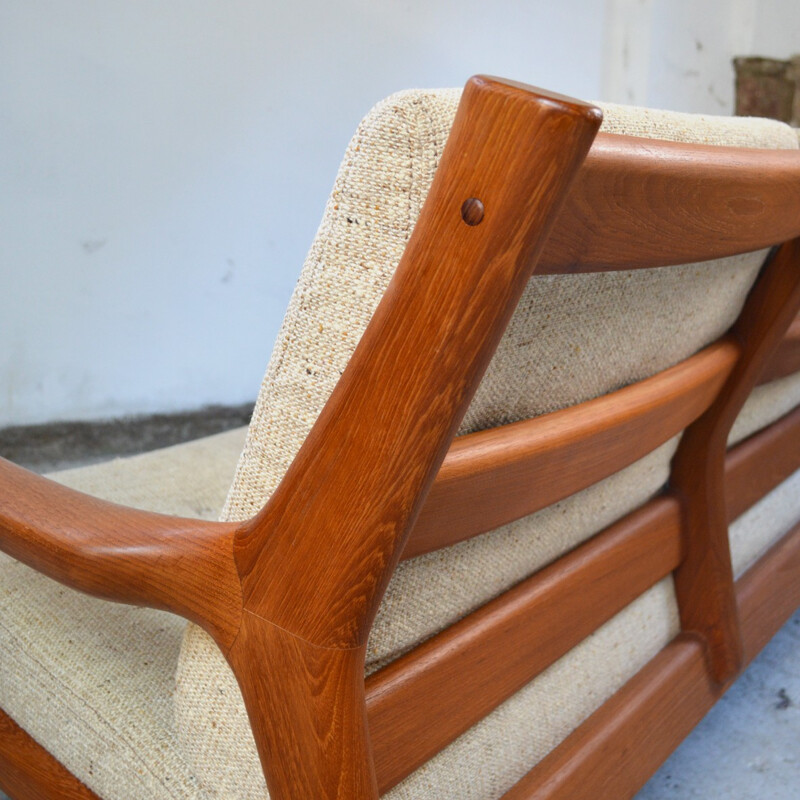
[[368, 395, 800, 791], [725, 403, 800, 522], [540, 133, 800, 273], [405, 339, 738, 559], [369, 496, 682, 792]]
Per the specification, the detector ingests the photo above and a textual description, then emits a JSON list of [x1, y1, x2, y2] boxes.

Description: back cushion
[[218, 92, 797, 517], [174, 88, 798, 796]]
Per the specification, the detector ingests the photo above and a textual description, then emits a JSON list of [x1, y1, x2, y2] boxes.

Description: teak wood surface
[[758, 313, 800, 384], [0, 713, 101, 800], [405, 340, 737, 559], [540, 133, 800, 272], [369, 497, 684, 791], [501, 518, 800, 800], [670, 238, 800, 684], [1, 73, 800, 800]]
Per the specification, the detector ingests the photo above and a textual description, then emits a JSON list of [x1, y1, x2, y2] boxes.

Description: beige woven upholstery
[[1, 87, 798, 800], [731, 466, 800, 578], [727, 371, 800, 579], [729, 370, 800, 446], [50, 426, 248, 518], [1, 420, 797, 800]]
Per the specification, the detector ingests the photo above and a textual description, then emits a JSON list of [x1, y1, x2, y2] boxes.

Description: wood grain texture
[[405, 340, 737, 559], [233, 77, 601, 649], [500, 634, 719, 800], [225, 77, 602, 799], [670, 238, 800, 684], [758, 314, 800, 385], [368, 496, 683, 792], [0, 709, 102, 800], [374, 400, 800, 790], [226, 612, 377, 799], [540, 133, 800, 273], [725, 404, 800, 522], [499, 520, 800, 800], [738, 519, 800, 664], [0, 457, 241, 648]]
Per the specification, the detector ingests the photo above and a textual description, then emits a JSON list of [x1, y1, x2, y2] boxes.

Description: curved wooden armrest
[[0, 457, 242, 649]]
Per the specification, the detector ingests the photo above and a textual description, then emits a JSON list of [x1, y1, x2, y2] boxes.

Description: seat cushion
[[0, 557, 203, 800], [0, 428, 246, 800], [50, 426, 248, 517]]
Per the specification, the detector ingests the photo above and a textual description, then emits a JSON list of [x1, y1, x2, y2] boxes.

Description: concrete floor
[[0, 411, 798, 799], [636, 609, 800, 798]]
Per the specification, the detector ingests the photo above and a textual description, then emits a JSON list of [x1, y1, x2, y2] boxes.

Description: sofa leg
[[226, 610, 378, 800]]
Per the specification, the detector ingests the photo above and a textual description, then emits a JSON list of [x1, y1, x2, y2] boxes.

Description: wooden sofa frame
[[2, 75, 800, 800]]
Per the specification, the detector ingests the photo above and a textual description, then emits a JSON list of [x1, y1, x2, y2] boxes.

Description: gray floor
[[636, 609, 800, 798], [0, 411, 798, 799]]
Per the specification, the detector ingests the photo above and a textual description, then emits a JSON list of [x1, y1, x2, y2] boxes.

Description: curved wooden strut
[[228, 76, 602, 799], [670, 238, 800, 684]]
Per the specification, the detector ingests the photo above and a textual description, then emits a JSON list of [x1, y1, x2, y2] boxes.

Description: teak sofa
[[1, 76, 800, 800]]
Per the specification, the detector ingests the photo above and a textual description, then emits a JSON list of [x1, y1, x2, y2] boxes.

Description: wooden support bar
[[725, 404, 800, 522], [500, 520, 800, 800], [500, 634, 719, 800], [540, 133, 800, 273], [372, 392, 800, 790], [406, 341, 737, 559], [0, 710, 101, 800], [369, 496, 683, 792]]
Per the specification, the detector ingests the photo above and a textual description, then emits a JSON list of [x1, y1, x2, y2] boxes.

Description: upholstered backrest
[[220, 91, 796, 522], [173, 89, 798, 798]]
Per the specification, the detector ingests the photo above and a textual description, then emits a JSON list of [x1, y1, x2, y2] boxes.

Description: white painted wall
[[1, 0, 795, 426], [0, 0, 607, 426], [602, 0, 800, 113]]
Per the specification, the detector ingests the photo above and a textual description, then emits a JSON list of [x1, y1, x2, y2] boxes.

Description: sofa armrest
[[0, 456, 242, 648]]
